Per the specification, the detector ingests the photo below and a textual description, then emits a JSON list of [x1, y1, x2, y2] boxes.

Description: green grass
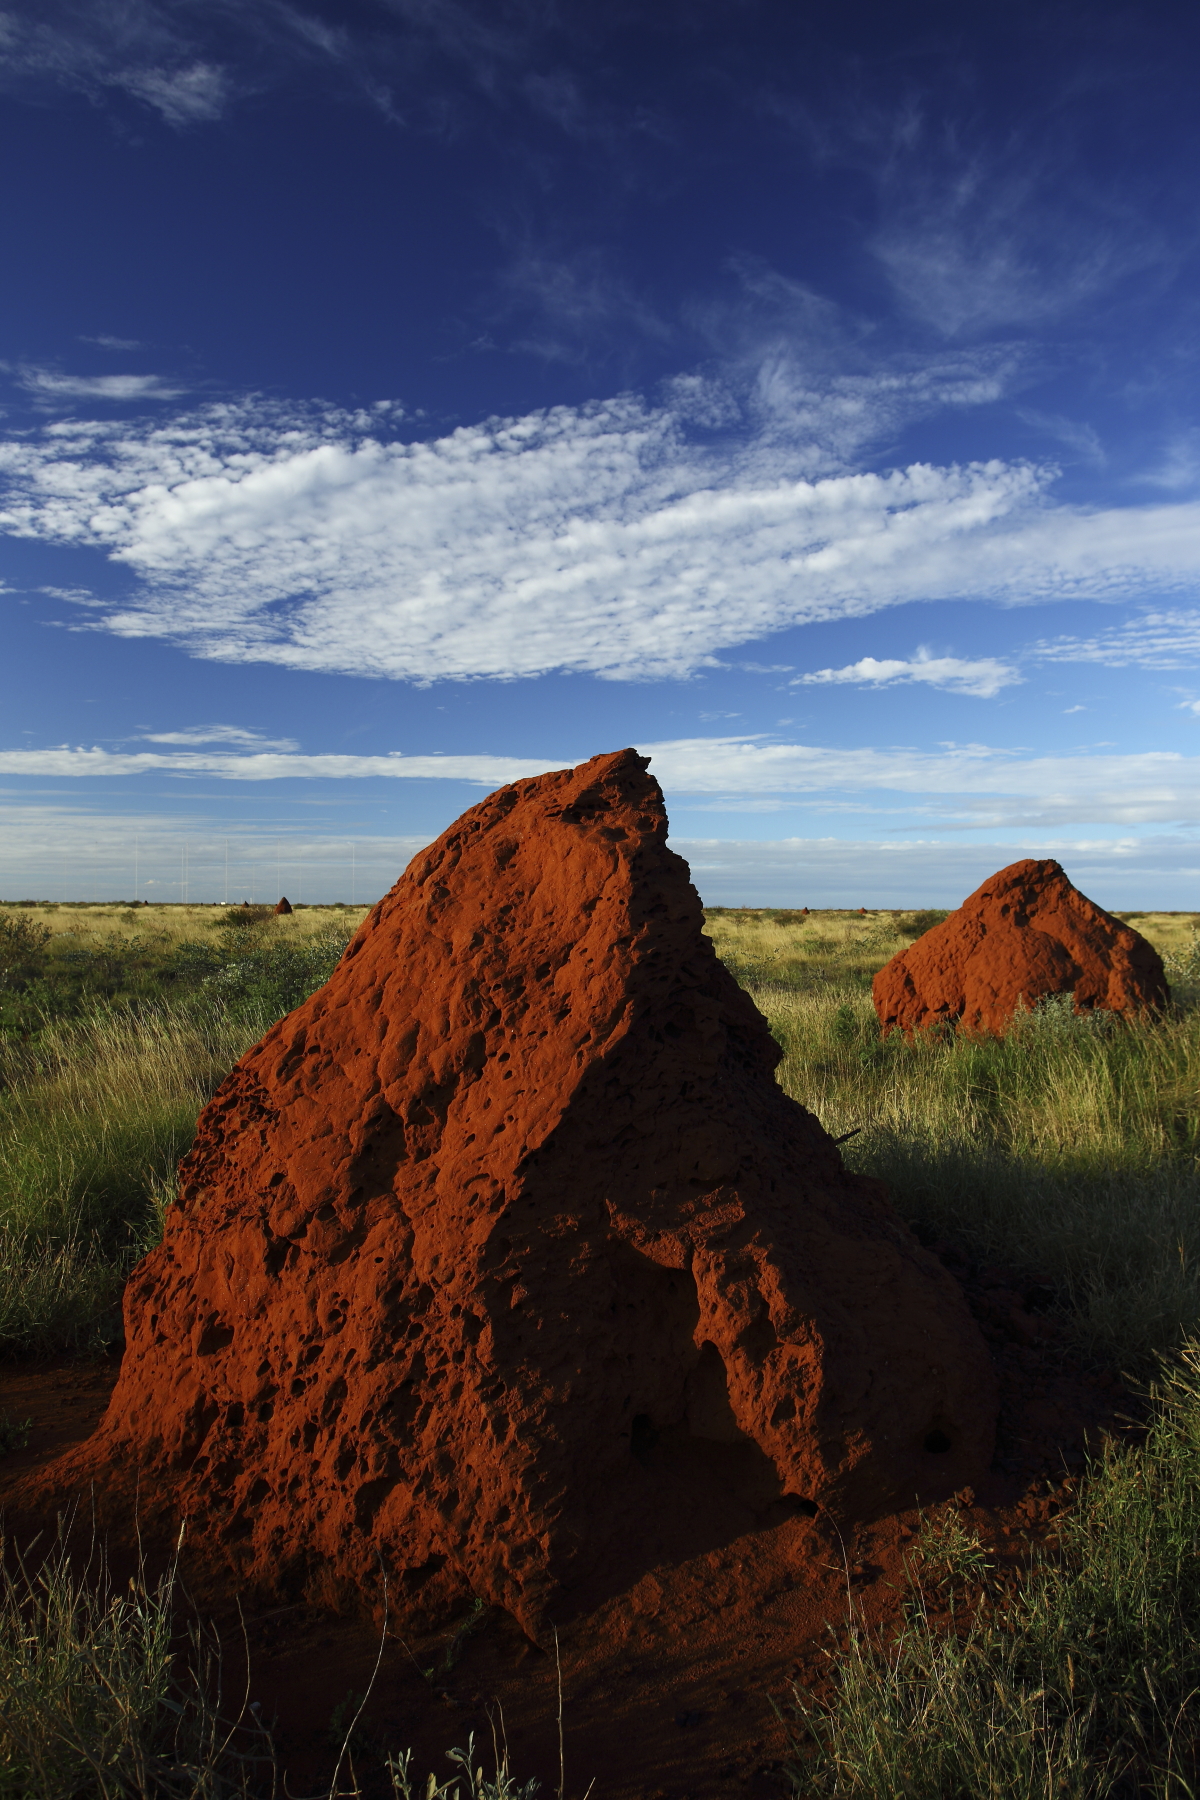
[[3, 901, 1200, 1792], [759, 983, 1200, 1370], [788, 1345, 1200, 1798], [0, 1524, 538, 1799], [700, 908, 1200, 1796], [0, 908, 358, 1353], [0, 1005, 269, 1354], [697, 907, 1200, 1373], [0, 1525, 267, 1799]]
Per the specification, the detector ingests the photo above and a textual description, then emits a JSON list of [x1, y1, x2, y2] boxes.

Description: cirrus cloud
[[14, 367, 187, 403], [1032, 609, 1200, 670]]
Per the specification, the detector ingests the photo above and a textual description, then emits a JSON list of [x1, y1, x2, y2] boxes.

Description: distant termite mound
[[874, 858, 1169, 1038], [42, 751, 996, 1637], [273, 896, 293, 915]]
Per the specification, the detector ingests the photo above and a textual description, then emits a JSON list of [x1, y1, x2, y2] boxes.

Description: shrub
[[0, 1523, 542, 1800], [0, 911, 52, 968], [0, 1526, 271, 1799], [214, 905, 275, 930], [787, 1343, 1200, 1798], [894, 908, 951, 940]]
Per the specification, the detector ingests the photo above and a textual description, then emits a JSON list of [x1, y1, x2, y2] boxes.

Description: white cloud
[[1033, 610, 1200, 670], [116, 59, 229, 124], [861, 114, 1173, 340], [0, 4, 240, 123], [0, 746, 556, 784], [4, 391, 1200, 683], [135, 724, 299, 749], [677, 834, 1200, 910], [499, 247, 673, 364], [7, 732, 1200, 830], [2, 793, 1198, 908], [16, 368, 187, 403], [80, 335, 143, 352], [644, 735, 1200, 828], [1016, 409, 1105, 467], [794, 649, 1019, 698], [37, 584, 98, 603], [1137, 431, 1200, 494], [0, 804, 430, 904]]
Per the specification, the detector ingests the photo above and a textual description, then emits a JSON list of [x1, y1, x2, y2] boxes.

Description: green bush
[[0, 1524, 540, 1800], [788, 1344, 1200, 1798], [0, 1527, 272, 1799], [894, 908, 952, 940], [199, 927, 351, 1021], [0, 910, 52, 968]]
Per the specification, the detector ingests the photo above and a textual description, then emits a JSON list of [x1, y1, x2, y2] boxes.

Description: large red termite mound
[[46, 751, 996, 1637], [874, 858, 1169, 1038]]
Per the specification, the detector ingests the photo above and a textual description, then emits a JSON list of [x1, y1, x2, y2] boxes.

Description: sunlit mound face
[[53, 751, 997, 1637]]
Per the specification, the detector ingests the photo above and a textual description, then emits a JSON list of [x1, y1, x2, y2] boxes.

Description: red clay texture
[[36, 750, 997, 1639], [873, 857, 1169, 1039]]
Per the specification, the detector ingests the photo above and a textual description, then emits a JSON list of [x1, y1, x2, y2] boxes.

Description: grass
[[0, 1005, 269, 1354], [787, 1344, 1200, 1798], [704, 907, 1200, 1374], [0, 1524, 269, 1799], [3, 899, 1200, 1792], [3, 896, 1197, 1370], [0, 906, 362, 1354], [0, 902, 368, 1042], [0, 1524, 538, 1799]]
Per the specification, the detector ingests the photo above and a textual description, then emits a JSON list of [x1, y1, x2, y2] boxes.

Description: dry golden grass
[[11, 901, 370, 949], [700, 907, 1200, 1372]]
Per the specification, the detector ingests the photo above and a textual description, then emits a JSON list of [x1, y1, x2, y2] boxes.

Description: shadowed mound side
[[33, 750, 997, 1638]]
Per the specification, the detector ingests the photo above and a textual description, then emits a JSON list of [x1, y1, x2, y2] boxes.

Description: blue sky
[[3, 0, 1200, 906]]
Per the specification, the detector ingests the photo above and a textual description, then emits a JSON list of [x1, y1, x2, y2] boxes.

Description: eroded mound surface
[[46, 751, 996, 1635], [874, 858, 1168, 1038]]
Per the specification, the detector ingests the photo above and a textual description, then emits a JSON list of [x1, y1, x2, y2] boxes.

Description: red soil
[[874, 858, 1169, 1037], [22, 750, 995, 1652], [0, 1298, 1129, 1800]]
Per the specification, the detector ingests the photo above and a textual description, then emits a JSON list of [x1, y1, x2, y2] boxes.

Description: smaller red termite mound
[[273, 897, 293, 915], [873, 859, 1169, 1038], [35, 751, 997, 1638]]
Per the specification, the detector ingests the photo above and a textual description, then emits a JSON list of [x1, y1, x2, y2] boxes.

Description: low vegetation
[[0, 1525, 537, 1798], [702, 906, 1200, 1796], [789, 1346, 1200, 1797], [0, 905, 364, 1356], [703, 906, 1200, 1373], [2, 899, 1200, 1793]]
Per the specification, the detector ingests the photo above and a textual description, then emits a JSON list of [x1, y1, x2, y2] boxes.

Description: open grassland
[[2, 897, 1197, 1368], [2, 899, 1200, 1794], [704, 906, 1200, 1373], [708, 905, 1200, 1796], [788, 1345, 1200, 1799], [0, 904, 366, 1354]]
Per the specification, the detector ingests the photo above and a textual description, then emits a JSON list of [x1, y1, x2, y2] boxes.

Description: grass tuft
[[0, 1524, 272, 1799], [754, 980, 1200, 1370], [788, 1342, 1200, 1798]]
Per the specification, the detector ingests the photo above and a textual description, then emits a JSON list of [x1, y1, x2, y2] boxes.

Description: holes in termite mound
[[924, 1428, 953, 1454], [630, 1413, 658, 1462]]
